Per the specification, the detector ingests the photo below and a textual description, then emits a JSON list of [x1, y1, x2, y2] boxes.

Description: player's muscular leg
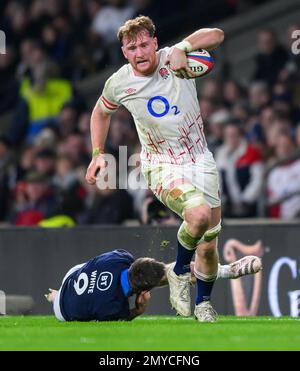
[[195, 239, 219, 276], [194, 206, 221, 276], [184, 204, 211, 239], [192, 207, 221, 322]]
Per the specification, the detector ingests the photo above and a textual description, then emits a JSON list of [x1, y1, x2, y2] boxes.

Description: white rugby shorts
[[141, 151, 221, 219]]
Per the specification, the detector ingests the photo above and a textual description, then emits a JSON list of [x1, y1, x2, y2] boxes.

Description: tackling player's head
[[118, 16, 158, 77], [128, 257, 165, 293]]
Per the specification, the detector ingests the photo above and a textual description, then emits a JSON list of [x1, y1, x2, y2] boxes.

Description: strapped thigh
[[145, 166, 208, 219]]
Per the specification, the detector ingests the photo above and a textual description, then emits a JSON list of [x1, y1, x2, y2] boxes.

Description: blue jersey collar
[[121, 269, 133, 297]]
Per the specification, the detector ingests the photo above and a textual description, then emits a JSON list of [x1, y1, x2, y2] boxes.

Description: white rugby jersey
[[99, 47, 209, 165]]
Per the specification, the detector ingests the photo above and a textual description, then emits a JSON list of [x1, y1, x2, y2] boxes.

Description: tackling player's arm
[[127, 291, 151, 321], [166, 28, 224, 79]]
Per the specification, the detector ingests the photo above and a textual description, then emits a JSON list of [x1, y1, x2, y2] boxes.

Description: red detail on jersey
[[125, 88, 137, 95], [146, 133, 161, 153], [101, 99, 116, 111], [167, 148, 181, 164], [178, 127, 192, 143], [197, 123, 206, 144], [100, 96, 118, 110], [141, 111, 208, 165], [183, 141, 194, 154]]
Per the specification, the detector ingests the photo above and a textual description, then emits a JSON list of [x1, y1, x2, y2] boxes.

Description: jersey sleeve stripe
[[101, 96, 119, 108], [100, 98, 118, 111]]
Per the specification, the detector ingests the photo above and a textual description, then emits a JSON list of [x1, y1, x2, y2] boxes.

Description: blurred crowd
[[206, 27, 300, 219], [1, 0, 299, 227], [0, 0, 266, 117], [0, 0, 188, 90]]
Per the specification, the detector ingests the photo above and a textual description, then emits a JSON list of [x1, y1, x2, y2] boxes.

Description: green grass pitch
[[0, 316, 299, 350]]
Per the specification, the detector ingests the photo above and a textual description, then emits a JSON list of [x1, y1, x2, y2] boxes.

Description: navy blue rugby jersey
[[60, 249, 134, 321]]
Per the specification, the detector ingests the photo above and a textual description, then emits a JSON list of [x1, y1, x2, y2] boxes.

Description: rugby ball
[[186, 49, 214, 78]]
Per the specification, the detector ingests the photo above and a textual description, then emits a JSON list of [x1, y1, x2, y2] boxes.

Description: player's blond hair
[[117, 15, 156, 43]]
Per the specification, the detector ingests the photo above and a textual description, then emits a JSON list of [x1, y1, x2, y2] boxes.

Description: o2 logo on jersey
[[96, 272, 113, 291], [147, 96, 180, 118]]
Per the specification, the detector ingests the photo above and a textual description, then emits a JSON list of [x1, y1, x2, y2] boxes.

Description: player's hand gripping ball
[[185, 49, 214, 78]]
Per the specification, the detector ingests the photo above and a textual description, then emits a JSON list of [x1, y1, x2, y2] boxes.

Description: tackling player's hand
[[44, 288, 58, 303], [85, 154, 106, 185], [165, 47, 196, 79], [135, 291, 151, 314]]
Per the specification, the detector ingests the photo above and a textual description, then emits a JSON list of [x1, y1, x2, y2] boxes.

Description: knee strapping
[[164, 182, 206, 218], [194, 268, 217, 282], [178, 220, 222, 250], [177, 221, 199, 250], [199, 220, 222, 243]]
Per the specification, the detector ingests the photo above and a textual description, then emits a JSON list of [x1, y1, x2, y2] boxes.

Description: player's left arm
[[127, 291, 151, 321], [166, 28, 224, 78], [184, 28, 225, 51]]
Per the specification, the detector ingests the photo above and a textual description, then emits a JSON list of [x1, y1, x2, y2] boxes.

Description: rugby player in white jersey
[[85, 16, 258, 322]]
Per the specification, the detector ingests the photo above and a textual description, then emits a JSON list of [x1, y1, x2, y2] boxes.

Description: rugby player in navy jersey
[[45, 248, 261, 322], [46, 249, 164, 321]]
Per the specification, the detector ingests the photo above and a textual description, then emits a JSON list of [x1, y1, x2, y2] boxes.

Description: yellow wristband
[[92, 147, 104, 157]]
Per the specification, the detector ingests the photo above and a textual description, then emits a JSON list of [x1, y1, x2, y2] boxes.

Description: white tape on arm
[[174, 40, 192, 52]]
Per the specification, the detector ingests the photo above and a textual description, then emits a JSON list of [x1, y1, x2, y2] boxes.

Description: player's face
[[122, 31, 158, 76]]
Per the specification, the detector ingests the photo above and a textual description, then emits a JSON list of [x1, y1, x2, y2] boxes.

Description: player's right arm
[[85, 103, 111, 185], [85, 76, 120, 185]]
